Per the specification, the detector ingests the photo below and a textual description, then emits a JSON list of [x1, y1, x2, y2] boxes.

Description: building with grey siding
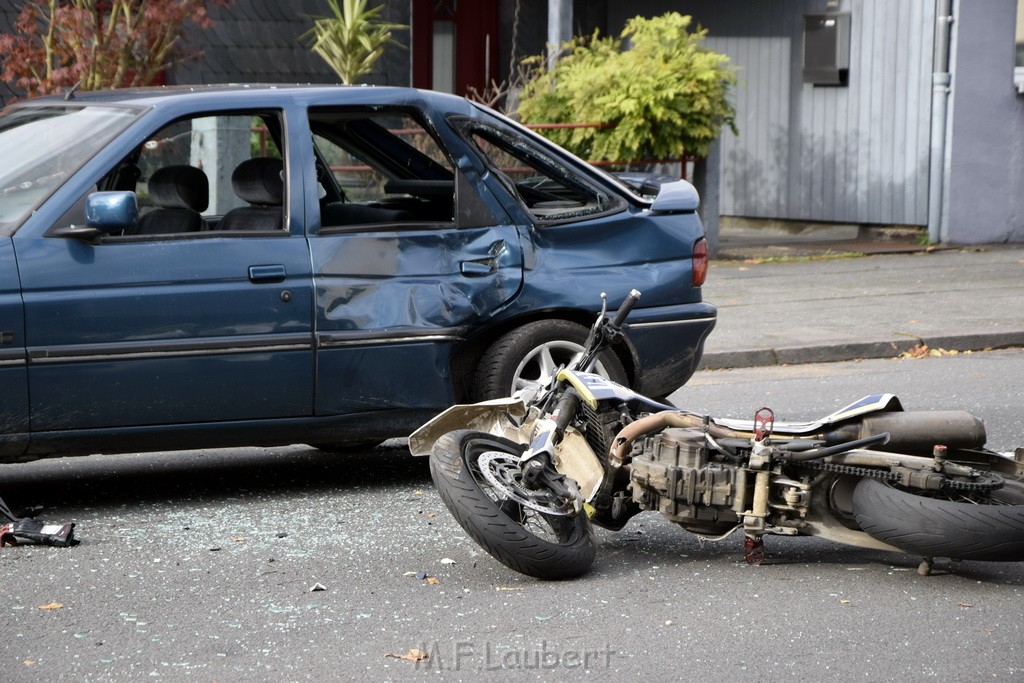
[[0, 0, 1020, 245], [602, 0, 1023, 245]]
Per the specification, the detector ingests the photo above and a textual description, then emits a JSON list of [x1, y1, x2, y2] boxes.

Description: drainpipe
[[927, 0, 954, 244], [547, 0, 572, 71]]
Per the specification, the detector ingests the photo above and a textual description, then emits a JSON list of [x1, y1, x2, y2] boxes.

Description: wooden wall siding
[[607, 0, 936, 226]]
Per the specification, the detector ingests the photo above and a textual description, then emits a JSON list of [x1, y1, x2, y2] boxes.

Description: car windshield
[[0, 104, 139, 231]]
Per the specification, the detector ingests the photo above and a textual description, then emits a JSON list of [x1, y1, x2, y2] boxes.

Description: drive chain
[[794, 459, 1004, 493]]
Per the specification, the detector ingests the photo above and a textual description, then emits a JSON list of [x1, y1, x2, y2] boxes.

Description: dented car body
[[0, 85, 715, 462]]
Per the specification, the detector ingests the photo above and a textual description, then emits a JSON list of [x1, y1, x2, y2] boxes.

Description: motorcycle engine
[[629, 427, 740, 532]]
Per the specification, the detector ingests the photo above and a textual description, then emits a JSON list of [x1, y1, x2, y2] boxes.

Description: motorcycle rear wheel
[[429, 430, 596, 580], [852, 476, 1024, 561]]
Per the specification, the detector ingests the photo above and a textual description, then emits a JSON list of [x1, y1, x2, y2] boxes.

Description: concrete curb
[[698, 330, 1024, 371]]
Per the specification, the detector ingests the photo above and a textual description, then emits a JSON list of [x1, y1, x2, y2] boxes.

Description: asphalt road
[[1, 350, 1022, 681]]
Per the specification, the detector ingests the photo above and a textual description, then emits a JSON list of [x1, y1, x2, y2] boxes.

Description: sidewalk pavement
[[697, 228, 1024, 370]]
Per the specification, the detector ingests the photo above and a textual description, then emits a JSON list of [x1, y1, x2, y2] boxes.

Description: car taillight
[[692, 237, 708, 287]]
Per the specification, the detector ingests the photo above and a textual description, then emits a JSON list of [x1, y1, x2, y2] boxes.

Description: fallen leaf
[[232, 536, 246, 542], [425, 577, 440, 585], [38, 602, 63, 610], [839, 599, 851, 605], [900, 343, 930, 359], [957, 602, 974, 608], [412, 490, 425, 495], [23, 660, 34, 666], [385, 649, 429, 662]]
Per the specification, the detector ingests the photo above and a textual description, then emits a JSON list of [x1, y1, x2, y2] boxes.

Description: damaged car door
[[305, 106, 523, 414]]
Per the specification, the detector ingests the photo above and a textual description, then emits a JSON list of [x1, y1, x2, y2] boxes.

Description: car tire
[[472, 320, 628, 401]]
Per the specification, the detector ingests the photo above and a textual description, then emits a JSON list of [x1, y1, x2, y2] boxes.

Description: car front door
[[0, 237, 29, 459], [16, 109, 316, 434]]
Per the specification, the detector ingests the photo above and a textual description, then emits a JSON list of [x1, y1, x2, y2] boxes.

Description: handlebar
[[610, 289, 641, 329]]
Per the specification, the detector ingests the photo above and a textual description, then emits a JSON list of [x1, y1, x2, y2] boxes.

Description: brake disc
[[477, 451, 575, 516]]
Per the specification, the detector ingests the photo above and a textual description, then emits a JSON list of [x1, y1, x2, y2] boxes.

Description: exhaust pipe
[[823, 411, 986, 456]]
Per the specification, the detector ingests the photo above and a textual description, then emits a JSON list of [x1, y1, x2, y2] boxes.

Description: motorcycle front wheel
[[853, 475, 1024, 561], [429, 430, 596, 580]]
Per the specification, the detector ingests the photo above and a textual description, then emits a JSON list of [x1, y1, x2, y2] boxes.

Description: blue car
[[0, 85, 716, 462]]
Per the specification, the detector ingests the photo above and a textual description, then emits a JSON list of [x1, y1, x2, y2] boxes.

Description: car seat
[[217, 157, 285, 231], [128, 165, 209, 235]]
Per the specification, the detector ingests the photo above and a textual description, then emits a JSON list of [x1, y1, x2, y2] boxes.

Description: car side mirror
[[86, 191, 139, 232], [51, 191, 139, 243]]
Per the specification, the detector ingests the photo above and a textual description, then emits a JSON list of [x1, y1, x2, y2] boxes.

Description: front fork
[[520, 389, 582, 500]]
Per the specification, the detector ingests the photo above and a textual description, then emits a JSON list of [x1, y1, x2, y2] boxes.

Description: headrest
[[232, 157, 284, 206], [148, 165, 209, 212]]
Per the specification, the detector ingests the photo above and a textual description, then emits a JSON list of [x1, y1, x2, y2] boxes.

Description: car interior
[[88, 108, 462, 237]]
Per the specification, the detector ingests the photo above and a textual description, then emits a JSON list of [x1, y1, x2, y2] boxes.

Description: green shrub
[[516, 12, 737, 162], [303, 0, 404, 85]]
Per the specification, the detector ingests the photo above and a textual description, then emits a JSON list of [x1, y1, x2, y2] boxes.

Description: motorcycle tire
[[852, 475, 1024, 561], [429, 429, 596, 580]]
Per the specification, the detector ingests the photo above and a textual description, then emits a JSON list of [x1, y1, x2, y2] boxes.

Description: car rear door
[[303, 104, 523, 414]]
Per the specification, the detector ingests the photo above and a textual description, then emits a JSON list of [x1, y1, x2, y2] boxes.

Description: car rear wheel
[[472, 320, 628, 401]]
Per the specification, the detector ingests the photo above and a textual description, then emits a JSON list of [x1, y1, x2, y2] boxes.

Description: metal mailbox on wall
[[803, 13, 851, 86]]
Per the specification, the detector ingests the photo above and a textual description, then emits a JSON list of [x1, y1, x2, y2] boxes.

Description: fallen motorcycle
[[410, 289, 1024, 579]]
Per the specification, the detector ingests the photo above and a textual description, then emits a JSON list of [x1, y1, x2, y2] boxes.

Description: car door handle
[[248, 264, 287, 283]]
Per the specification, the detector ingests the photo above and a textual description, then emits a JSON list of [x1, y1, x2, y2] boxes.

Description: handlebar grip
[[610, 289, 641, 328]]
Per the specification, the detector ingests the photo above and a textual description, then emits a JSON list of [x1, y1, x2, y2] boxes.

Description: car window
[[454, 119, 621, 224], [309, 109, 455, 229], [0, 105, 140, 234], [98, 111, 287, 236]]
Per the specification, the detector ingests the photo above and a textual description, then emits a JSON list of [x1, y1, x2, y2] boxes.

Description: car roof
[[17, 84, 473, 111]]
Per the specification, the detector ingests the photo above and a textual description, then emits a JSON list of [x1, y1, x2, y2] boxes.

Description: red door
[[411, 0, 499, 96]]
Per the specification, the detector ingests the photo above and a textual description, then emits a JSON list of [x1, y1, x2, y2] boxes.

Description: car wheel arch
[[450, 310, 639, 402]]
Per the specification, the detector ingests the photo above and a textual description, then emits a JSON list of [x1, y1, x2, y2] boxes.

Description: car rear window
[[452, 117, 622, 224]]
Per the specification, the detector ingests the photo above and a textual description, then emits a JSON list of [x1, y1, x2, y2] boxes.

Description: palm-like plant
[[304, 0, 405, 85]]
